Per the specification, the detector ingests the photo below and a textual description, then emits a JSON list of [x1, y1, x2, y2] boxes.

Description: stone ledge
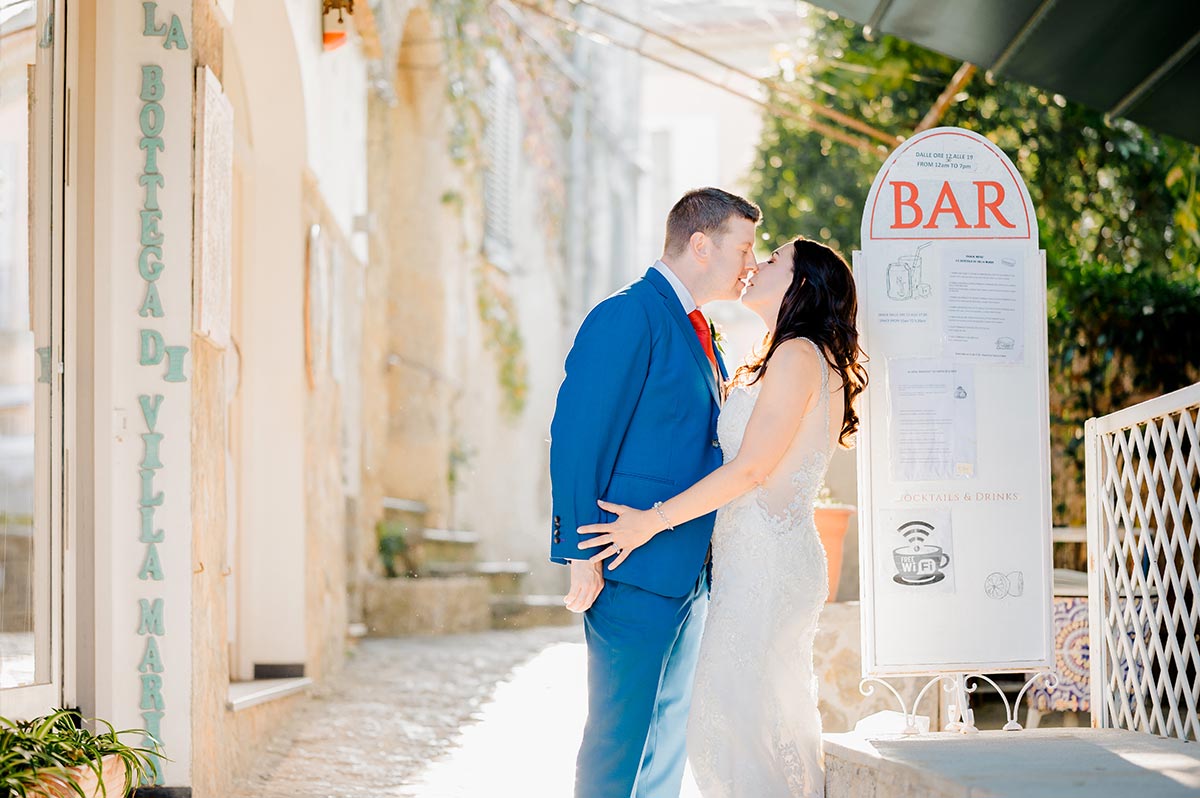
[[363, 575, 492, 636], [823, 728, 1200, 798], [421, 528, 481, 545], [491, 594, 581, 630], [381, 497, 429, 514], [226, 677, 313, 712]]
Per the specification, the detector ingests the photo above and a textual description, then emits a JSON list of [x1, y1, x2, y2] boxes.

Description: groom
[[550, 188, 760, 797]]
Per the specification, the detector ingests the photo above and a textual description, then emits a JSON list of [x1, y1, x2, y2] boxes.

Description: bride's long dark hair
[[734, 237, 868, 447]]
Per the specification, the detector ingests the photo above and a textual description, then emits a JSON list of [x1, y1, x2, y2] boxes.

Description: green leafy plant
[[376, 520, 413, 579], [429, 0, 568, 417], [750, 9, 1200, 526], [0, 709, 161, 798], [750, 12, 1200, 278], [1047, 258, 1200, 523], [448, 439, 476, 496], [476, 263, 529, 418]]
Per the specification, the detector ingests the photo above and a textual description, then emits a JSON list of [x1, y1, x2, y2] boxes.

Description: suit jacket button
[[712, 439, 720, 448]]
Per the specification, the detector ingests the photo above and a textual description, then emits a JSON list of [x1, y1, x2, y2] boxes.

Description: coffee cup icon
[[893, 544, 950, 585]]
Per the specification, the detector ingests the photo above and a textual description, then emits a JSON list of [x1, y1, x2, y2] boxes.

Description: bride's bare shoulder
[[755, 339, 823, 404], [766, 338, 822, 375]]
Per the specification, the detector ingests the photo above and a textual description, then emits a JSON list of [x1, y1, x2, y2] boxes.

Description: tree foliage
[[750, 12, 1200, 523]]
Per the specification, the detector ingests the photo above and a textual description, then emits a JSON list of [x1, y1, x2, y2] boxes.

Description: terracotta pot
[[814, 504, 855, 602], [35, 754, 129, 798]]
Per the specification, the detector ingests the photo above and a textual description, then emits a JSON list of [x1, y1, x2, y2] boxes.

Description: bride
[[577, 236, 867, 797]]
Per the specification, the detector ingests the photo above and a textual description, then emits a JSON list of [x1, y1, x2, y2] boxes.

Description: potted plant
[[814, 484, 856, 602], [0, 709, 160, 797], [376, 519, 417, 578]]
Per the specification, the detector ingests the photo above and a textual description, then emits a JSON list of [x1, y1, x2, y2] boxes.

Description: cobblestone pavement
[[231, 624, 702, 798]]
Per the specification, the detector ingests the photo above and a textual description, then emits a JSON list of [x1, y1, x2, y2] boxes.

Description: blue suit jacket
[[549, 268, 728, 598]]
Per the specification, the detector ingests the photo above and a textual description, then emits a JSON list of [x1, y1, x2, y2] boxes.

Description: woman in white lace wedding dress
[[577, 237, 867, 798], [686, 333, 841, 797]]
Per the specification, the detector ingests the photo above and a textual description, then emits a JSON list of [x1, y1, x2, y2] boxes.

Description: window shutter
[[482, 56, 519, 271]]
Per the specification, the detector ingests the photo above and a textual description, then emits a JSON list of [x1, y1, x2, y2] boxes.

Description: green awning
[[804, 0, 1200, 145]]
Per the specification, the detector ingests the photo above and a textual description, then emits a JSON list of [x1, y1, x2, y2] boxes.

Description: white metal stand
[[859, 671, 1058, 734]]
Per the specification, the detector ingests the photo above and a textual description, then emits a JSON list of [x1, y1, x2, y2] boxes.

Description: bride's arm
[[577, 339, 823, 568]]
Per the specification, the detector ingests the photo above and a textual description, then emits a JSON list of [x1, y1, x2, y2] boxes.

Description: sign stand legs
[[859, 671, 1058, 734], [944, 674, 978, 733], [859, 675, 955, 735]]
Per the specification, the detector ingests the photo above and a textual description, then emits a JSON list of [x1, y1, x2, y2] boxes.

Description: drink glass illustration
[[887, 259, 913, 299], [885, 242, 932, 301]]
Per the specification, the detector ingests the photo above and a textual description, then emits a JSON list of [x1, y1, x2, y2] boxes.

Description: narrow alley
[[231, 625, 704, 797]]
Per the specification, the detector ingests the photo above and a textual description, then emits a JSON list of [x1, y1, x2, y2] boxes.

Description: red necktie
[[688, 309, 718, 373]]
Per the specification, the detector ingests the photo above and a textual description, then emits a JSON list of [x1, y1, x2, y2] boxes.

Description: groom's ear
[[690, 231, 710, 262]]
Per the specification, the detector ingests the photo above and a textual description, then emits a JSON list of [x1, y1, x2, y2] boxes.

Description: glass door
[[0, 0, 65, 718]]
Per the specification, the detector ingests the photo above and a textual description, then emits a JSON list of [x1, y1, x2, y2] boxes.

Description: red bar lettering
[[891, 181, 922, 229], [974, 181, 1017, 229], [922, 181, 970, 229]]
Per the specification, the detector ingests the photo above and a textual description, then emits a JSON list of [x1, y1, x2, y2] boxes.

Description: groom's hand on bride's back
[[563, 558, 605, 613]]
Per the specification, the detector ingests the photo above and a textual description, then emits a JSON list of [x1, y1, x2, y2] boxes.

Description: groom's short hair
[[663, 188, 761, 256]]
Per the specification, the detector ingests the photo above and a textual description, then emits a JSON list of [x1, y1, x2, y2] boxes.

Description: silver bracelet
[[653, 501, 675, 532]]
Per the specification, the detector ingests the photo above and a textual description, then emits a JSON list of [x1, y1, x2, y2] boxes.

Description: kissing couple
[[549, 187, 869, 797]]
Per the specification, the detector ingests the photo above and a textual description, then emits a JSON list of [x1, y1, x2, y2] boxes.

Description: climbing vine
[[429, 0, 572, 417], [475, 263, 529, 417]]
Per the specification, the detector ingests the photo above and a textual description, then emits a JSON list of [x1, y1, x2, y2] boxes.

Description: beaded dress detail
[[687, 338, 840, 798]]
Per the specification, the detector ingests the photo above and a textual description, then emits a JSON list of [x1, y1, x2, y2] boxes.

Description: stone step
[[491, 594, 581, 630], [380, 496, 429, 533], [417, 528, 480, 565], [424, 560, 530, 595], [382, 496, 429, 515], [362, 574, 491, 636], [376, 498, 434, 577]]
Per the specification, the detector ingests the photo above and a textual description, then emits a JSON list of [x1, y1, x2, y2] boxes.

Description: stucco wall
[[444, 8, 643, 596], [302, 171, 353, 680], [187, 2, 362, 795], [366, 6, 457, 530]]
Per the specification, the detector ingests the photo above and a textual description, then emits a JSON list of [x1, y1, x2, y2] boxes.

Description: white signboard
[[855, 128, 1053, 676]]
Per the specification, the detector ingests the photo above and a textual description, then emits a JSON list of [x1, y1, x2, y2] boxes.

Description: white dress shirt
[[652, 260, 698, 315], [653, 259, 721, 387]]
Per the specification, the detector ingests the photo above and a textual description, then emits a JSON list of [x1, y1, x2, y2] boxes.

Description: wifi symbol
[[899, 520, 935, 546]]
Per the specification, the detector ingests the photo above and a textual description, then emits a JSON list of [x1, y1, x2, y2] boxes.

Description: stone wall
[[188, 4, 360, 795], [369, 6, 457, 530], [816, 602, 941, 733], [189, 331, 235, 798], [302, 172, 354, 680], [188, 8, 238, 796]]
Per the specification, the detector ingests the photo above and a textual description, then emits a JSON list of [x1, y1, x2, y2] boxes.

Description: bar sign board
[[854, 127, 1054, 676]]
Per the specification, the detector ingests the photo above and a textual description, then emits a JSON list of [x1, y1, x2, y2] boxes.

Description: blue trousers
[[575, 572, 708, 798]]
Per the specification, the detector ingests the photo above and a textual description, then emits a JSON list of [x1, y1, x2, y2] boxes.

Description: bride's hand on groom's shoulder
[[577, 500, 659, 571]]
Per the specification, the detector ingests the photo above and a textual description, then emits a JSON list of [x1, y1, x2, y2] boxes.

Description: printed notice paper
[[942, 247, 1024, 364], [888, 359, 977, 482]]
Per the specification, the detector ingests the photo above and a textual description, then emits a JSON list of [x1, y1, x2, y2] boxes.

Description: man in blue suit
[[550, 188, 761, 798]]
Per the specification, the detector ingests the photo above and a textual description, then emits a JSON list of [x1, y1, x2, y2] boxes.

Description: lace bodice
[[716, 338, 840, 529]]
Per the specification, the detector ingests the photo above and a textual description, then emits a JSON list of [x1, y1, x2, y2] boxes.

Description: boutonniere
[[709, 320, 726, 355]]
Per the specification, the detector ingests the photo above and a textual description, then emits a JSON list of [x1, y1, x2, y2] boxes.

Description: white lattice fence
[[1086, 382, 1200, 742]]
